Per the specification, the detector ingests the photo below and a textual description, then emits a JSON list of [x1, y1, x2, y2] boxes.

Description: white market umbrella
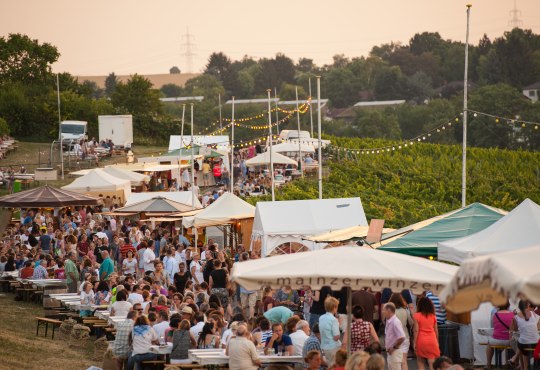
[[440, 245, 540, 314], [269, 142, 315, 154], [245, 151, 297, 167], [231, 246, 457, 294]]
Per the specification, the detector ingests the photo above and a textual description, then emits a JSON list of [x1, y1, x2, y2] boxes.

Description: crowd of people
[[1, 206, 539, 370]]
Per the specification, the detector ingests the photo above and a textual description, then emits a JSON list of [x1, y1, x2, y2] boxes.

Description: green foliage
[[111, 74, 162, 115], [0, 117, 10, 136], [353, 109, 401, 140], [160, 83, 183, 98], [263, 137, 540, 228], [0, 34, 59, 85]]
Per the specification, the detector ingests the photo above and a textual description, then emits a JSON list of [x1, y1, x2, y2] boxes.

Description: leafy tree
[[105, 72, 118, 97], [332, 54, 350, 69], [169, 66, 181, 74], [111, 74, 162, 115], [323, 68, 357, 108], [160, 83, 183, 97], [205, 52, 232, 81], [182, 74, 225, 103], [0, 33, 59, 85], [279, 83, 307, 101], [374, 65, 406, 100], [354, 109, 401, 139], [0, 117, 10, 136], [404, 71, 434, 102], [409, 32, 445, 55], [296, 58, 316, 73]]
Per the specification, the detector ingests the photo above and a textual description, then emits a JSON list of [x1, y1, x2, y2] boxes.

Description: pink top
[[492, 311, 514, 340], [385, 314, 405, 351]]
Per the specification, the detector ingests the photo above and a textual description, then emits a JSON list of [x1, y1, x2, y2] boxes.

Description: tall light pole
[[317, 76, 322, 199], [230, 97, 235, 193], [190, 103, 195, 210], [218, 94, 223, 131], [180, 104, 186, 146], [274, 88, 279, 134], [462, 4, 471, 207], [309, 77, 314, 138], [57, 74, 64, 179], [295, 86, 303, 177], [267, 89, 275, 201]]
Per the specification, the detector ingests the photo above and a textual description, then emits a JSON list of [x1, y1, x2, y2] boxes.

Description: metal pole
[[295, 86, 303, 178], [309, 77, 314, 138], [190, 103, 195, 210], [317, 76, 322, 199], [230, 97, 235, 193], [181, 104, 186, 146], [462, 4, 471, 207], [267, 89, 275, 201], [347, 286, 352, 355], [274, 88, 279, 135], [57, 74, 64, 179], [218, 94, 223, 131]]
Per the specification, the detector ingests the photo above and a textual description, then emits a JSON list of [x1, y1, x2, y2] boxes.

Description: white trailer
[[60, 120, 88, 142], [98, 115, 134, 149]]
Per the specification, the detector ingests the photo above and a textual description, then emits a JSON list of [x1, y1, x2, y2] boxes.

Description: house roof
[[523, 82, 540, 90]]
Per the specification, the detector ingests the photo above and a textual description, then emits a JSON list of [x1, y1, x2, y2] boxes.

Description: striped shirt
[[426, 291, 447, 324], [302, 335, 321, 368]]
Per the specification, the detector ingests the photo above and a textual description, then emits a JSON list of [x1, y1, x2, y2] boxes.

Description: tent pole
[[267, 89, 275, 201], [347, 286, 352, 356]]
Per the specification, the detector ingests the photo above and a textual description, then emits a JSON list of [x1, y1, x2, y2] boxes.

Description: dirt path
[[0, 293, 97, 370]]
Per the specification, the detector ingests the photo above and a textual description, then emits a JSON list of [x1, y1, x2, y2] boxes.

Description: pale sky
[[1, 0, 539, 76]]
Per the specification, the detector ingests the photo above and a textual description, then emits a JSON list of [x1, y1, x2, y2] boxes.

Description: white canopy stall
[[125, 191, 202, 209], [251, 197, 368, 256], [183, 192, 255, 228], [245, 151, 298, 167], [62, 168, 131, 204]]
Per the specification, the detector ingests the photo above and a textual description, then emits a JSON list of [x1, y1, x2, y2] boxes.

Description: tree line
[[0, 30, 539, 149]]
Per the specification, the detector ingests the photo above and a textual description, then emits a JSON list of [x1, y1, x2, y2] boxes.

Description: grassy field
[[0, 142, 168, 193], [0, 293, 97, 370]]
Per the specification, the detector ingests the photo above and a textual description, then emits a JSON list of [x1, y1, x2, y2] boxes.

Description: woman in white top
[[127, 315, 159, 369], [190, 253, 204, 285], [79, 282, 95, 317], [510, 300, 540, 370], [111, 290, 132, 318], [122, 249, 137, 275]]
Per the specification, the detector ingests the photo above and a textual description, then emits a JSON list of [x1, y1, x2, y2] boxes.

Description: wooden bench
[[36, 317, 62, 339], [489, 344, 512, 367], [164, 364, 205, 369]]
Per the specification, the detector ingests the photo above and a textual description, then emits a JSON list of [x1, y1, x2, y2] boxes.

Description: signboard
[[34, 168, 58, 181]]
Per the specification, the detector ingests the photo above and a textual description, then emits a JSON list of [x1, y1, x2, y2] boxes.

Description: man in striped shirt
[[302, 324, 327, 368], [426, 290, 447, 324]]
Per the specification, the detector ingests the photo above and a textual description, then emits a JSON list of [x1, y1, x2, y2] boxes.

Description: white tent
[[245, 151, 298, 167], [62, 168, 131, 204], [438, 198, 540, 264], [70, 167, 150, 186], [268, 142, 315, 154], [168, 135, 230, 151], [183, 192, 255, 228], [251, 197, 368, 256], [125, 191, 202, 209], [232, 246, 458, 294]]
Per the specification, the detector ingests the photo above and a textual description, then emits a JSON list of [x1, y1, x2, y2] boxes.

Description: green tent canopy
[[166, 144, 202, 157], [379, 203, 506, 257], [204, 150, 223, 158]]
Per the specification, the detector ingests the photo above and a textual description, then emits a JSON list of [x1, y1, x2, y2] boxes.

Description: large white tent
[[251, 197, 368, 256], [245, 151, 298, 167], [70, 167, 150, 186], [62, 168, 131, 204], [438, 198, 540, 264], [183, 192, 255, 228], [125, 191, 202, 209]]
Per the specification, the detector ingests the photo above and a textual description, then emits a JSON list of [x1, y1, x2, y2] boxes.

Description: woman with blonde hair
[[366, 354, 385, 370], [345, 351, 370, 370]]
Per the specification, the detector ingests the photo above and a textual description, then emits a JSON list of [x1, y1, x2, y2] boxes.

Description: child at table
[[54, 260, 65, 279], [80, 282, 95, 317]]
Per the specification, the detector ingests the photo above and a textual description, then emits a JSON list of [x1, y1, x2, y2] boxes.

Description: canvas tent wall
[[62, 168, 131, 204], [251, 197, 368, 256], [438, 198, 540, 264], [125, 191, 202, 209], [378, 203, 506, 257], [183, 192, 255, 228]]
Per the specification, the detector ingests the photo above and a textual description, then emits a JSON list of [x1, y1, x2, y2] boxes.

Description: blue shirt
[[265, 333, 293, 354], [319, 312, 341, 350], [263, 306, 294, 324], [426, 291, 447, 324]]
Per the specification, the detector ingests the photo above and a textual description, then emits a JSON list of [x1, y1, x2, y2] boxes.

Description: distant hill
[[75, 73, 200, 89]]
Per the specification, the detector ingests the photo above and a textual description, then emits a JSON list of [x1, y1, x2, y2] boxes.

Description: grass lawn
[[0, 293, 97, 369]]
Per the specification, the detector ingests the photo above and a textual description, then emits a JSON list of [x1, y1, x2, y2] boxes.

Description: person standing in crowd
[[413, 297, 441, 370], [390, 293, 414, 370], [227, 324, 261, 370], [352, 288, 379, 324], [343, 305, 379, 352], [142, 241, 156, 276], [99, 250, 114, 281], [425, 291, 446, 325], [319, 296, 341, 364], [190, 252, 204, 285], [238, 252, 257, 319], [384, 302, 406, 370], [310, 285, 333, 329], [64, 251, 79, 293]]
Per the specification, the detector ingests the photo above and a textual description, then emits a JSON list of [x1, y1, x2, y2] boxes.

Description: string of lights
[[467, 109, 540, 129]]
